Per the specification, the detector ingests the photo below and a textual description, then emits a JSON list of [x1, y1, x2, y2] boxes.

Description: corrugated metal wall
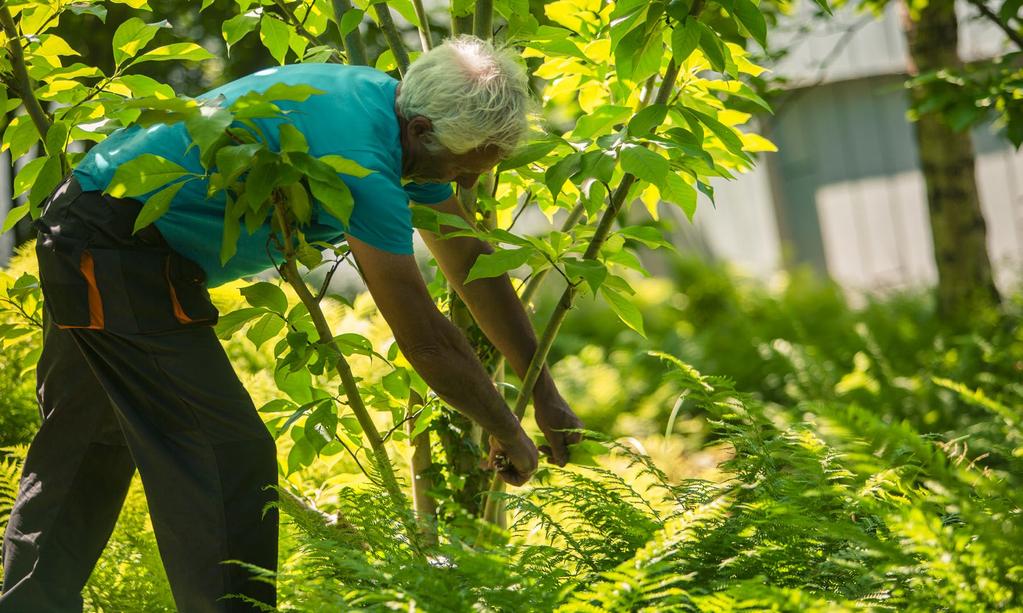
[[691, 0, 1023, 293]]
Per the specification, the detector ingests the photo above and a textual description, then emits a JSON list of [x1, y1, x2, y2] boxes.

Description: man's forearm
[[446, 255, 559, 401], [400, 313, 522, 442]]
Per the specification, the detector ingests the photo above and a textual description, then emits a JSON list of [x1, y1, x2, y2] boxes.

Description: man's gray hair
[[396, 35, 532, 156]]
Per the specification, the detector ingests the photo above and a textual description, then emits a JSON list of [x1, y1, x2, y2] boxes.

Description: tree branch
[[373, 2, 411, 75], [0, 5, 59, 166], [332, 0, 369, 66], [964, 0, 1023, 50]]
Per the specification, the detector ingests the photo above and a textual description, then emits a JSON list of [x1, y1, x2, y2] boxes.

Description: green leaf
[[44, 122, 69, 156], [318, 154, 373, 177], [287, 436, 315, 474], [671, 17, 700, 63], [222, 12, 260, 52], [465, 247, 533, 284], [276, 365, 313, 404], [497, 139, 560, 171], [731, 0, 767, 48], [241, 282, 289, 313], [382, 369, 410, 400], [2, 115, 41, 160], [130, 43, 215, 65], [69, 3, 108, 21], [278, 123, 308, 154], [304, 402, 337, 454], [260, 16, 291, 65], [335, 333, 374, 357], [695, 21, 725, 72], [375, 49, 397, 72], [186, 106, 235, 163], [577, 150, 617, 184], [409, 402, 435, 438], [600, 286, 645, 337], [661, 172, 697, 221], [215, 306, 266, 339], [620, 145, 668, 187], [215, 143, 262, 187], [564, 258, 607, 293], [112, 17, 170, 66], [286, 182, 312, 224], [247, 312, 286, 350], [220, 197, 242, 265], [811, 0, 833, 15], [28, 156, 62, 210], [308, 176, 355, 226], [2, 204, 30, 234], [133, 181, 185, 233], [628, 104, 668, 137], [687, 109, 746, 157], [544, 152, 583, 203], [618, 225, 675, 251], [245, 160, 280, 207], [12, 157, 46, 199], [338, 8, 365, 37], [572, 105, 631, 140], [109, 74, 176, 99], [259, 82, 325, 103], [567, 439, 609, 466]]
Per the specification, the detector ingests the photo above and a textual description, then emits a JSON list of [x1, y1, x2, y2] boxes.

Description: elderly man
[[1, 35, 583, 612]]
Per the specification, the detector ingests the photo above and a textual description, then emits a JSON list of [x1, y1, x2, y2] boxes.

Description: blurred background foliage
[[0, 0, 1022, 610]]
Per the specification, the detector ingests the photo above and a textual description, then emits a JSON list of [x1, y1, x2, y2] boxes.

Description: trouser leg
[[1, 316, 136, 613], [68, 325, 278, 613]]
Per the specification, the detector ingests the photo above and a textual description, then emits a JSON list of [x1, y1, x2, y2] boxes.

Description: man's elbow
[[397, 331, 453, 368]]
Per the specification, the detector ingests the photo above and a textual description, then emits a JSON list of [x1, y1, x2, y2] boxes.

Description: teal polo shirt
[[73, 64, 453, 287]]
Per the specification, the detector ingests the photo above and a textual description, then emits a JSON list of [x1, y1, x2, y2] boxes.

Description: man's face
[[410, 144, 503, 189], [402, 116, 503, 188]]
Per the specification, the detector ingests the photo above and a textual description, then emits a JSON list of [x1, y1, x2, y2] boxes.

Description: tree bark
[[901, 0, 1000, 324]]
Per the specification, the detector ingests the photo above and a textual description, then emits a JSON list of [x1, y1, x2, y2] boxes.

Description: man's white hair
[[396, 35, 532, 156]]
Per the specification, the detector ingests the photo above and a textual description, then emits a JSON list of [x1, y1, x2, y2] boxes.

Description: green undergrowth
[[1, 251, 1020, 610]]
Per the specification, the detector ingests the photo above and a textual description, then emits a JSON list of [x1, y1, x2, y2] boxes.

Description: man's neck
[[395, 84, 412, 178]]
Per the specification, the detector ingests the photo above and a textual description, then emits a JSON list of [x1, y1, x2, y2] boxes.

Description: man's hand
[[487, 428, 539, 486], [534, 393, 584, 467]]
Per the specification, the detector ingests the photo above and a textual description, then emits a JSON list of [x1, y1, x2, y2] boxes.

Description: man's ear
[[408, 116, 433, 140]]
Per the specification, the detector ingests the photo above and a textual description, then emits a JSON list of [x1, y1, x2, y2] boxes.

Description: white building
[[688, 1, 1023, 294]]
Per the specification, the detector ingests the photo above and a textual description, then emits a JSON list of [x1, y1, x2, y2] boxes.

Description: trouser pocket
[[35, 238, 104, 330], [91, 249, 219, 333], [165, 253, 218, 326], [37, 239, 219, 334]]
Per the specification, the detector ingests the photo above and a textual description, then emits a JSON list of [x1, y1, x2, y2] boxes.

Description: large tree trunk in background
[[902, 0, 1001, 324]]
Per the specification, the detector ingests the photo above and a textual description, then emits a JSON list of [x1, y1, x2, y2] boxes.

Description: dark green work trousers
[[0, 176, 278, 612]]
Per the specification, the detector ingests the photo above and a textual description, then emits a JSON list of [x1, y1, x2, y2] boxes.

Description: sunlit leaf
[[133, 181, 185, 233]]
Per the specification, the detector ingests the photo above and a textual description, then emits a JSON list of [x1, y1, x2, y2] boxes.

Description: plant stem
[[963, 0, 1023, 50], [0, 5, 63, 172], [451, 11, 473, 35], [273, 0, 330, 52], [406, 390, 438, 545], [373, 2, 411, 75], [473, 0, 494, 39], [271, 202, 419, 552], [332, 0, 369, 66], [481, 61, 680, 525], [411, 0, 434, 50]]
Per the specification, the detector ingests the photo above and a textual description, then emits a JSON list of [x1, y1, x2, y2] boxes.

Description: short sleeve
[[317, 173, 416, 255], [404, 181, 453, 205]]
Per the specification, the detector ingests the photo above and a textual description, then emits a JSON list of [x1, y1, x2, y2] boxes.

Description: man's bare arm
[[419, 196, 584, 465], [344, 234, 537, 485]]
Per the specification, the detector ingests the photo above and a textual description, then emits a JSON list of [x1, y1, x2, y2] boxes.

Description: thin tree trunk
[[901, 0, 1000, 323], [406, 390, 437, 545]]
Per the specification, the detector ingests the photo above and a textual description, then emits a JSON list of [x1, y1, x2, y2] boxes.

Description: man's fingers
[[499, 467, 528, 486], [548, 438, 569, 466]]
